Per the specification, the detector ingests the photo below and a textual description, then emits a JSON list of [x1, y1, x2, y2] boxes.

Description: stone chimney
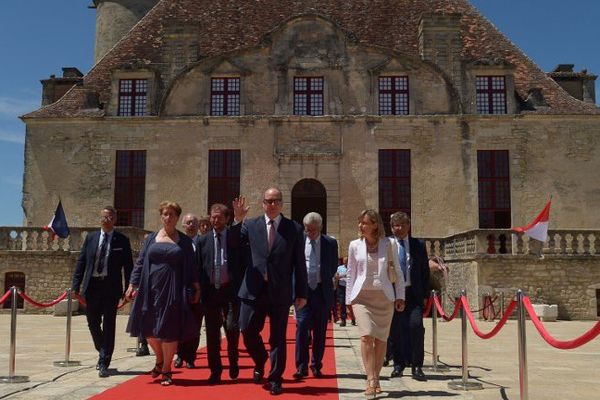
[[418, 13, 463, 89], [40, 67, 84, 106], [548, 64, 597, 104]]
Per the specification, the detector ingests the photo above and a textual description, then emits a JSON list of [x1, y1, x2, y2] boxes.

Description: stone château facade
[[9, 0, 600, 318]]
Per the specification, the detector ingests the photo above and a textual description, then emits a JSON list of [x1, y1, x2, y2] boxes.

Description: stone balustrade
[[423, 229, 600, 259], [0, 226, 149, 252]]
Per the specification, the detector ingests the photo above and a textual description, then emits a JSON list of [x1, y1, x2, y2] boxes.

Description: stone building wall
[[22, 114, 600, 253], [445, 256, 600, 320], [0, 251, 76, 314]]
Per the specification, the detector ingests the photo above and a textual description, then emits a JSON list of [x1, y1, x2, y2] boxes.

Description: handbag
[[387, 239, 398, 284]]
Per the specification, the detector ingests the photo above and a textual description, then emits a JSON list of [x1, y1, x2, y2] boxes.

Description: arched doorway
[[3, 272, 25, 309], [291, 179, 327, 233]]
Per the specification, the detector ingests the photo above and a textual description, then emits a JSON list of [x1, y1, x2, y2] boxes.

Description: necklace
[[366, 239, 378, 253]]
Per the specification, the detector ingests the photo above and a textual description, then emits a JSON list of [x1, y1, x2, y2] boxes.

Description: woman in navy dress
[[126, 201, 200, 386]]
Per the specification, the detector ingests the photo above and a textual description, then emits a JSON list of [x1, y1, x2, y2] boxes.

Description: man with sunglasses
[[232, 188, 307, 396], [72, 206, 133, 377]]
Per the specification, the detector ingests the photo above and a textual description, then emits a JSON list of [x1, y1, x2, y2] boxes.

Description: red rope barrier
[[434, 296, 461, 322], [422, 296, 433, 317], [0, 289, 11, 305], [523, 297, 600, 349], [461, 296, 517, 339], [18, 290, 68, 308]]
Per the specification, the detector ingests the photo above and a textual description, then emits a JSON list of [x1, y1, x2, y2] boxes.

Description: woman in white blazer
[[346, 209, 405, 398]]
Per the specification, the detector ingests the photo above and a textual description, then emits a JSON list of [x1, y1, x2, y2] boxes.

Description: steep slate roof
[[23, 0, 598, 118]]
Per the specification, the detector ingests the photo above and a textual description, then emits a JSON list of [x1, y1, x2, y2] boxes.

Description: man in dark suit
[[198, 203, 243, 384], [174, 213, 204, 369], [293, 212, 338, 379], [71, 206, 133, 378], [387, 211, 430, 381], [232, 188, 307, 396]]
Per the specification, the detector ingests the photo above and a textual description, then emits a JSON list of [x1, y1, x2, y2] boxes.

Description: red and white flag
[[512, 199, 551, 242]]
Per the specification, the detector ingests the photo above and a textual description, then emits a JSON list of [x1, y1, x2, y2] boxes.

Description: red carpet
[[92, 317, 339, 399]]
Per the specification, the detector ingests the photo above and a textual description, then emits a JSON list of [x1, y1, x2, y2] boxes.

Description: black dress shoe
[[383, 358, 389, 367], [391, 366, 404, 378], [173, 356, 183, 368], [186, 361, 195, 369], [229, 364, 239, 379], [293, 369, 308, 379], [340, 320, 346, 327], [411, 367, 426, 381], [252, 367, 264, 384], [269, 381, 283, 396], [98, 365, 109, 378], [351, 319, 356, 326], [311, 367, 323, 378], [95, 362, 100, 370], [208, 372, 221, 384], [135, 345, 150, 356]]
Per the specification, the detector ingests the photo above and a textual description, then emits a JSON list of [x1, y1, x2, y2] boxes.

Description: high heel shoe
[[364, 379, 377, 398], [160, 371, 173, 386], [150, 362, 163, 378], [373, 378, 382, 394]]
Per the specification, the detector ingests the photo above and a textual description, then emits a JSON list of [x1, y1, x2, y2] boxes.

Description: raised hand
[[232, 195, 249, 222]]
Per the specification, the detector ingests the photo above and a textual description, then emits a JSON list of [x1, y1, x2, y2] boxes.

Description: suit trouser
[[239, 288, 290, 384], [85, 278, 120, 368], [176, 303, 204, 363], [204, 284, 241, 375], [389, 287, 425, 369], [295, 284, 329, 371]]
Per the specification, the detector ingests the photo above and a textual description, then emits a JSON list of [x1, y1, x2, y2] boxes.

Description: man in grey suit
[[71, 206, 133, 378], [232, 188, 308, 396], [293, 212, 338, 379]]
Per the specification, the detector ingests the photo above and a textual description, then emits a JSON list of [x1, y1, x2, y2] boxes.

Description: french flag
[[512, 199, 551, 242], [44, 200, 70, 239]]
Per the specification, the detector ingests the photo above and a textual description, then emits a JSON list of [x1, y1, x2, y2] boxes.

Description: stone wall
[[0, 251, 77, 314], [445, 256, 600, 320]]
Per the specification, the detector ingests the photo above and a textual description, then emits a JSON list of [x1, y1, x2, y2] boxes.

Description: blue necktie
[[308, 239, 318, 290], [399, 239, 407, 281]]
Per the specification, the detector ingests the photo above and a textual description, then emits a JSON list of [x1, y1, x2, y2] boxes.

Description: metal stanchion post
[[425, 290, 448, 372], [0, 287, 29, 383], [517, 290, 529, 400], [448, 290, 482, 391], [54, 289, 81, 367], [501, 291, 505, 319]]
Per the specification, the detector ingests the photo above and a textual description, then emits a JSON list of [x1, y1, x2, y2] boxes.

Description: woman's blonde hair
[[158, 201, 182, 216], [358, 209, 386, 240]]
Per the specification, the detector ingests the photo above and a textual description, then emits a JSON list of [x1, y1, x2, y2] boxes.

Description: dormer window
[[476, 76, 507, 114], [118, 79, 147, 116], [294, 77, 324, 116], [379, 76, 409, 115], [211, 77, 240, 116]]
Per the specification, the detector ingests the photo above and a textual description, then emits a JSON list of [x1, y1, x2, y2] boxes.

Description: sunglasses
[[263, 199, 282, 205]]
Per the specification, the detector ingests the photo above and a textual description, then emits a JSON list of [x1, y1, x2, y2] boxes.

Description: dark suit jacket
[[197, 227, 243, 302], [235, 214, 307, 306], [407, 236, 430, 303], [72, 230, 133, 299], [307, 233, 338, 310]]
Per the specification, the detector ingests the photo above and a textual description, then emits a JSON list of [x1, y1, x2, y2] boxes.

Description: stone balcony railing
[[0, 227, 150, 252], [423, 229, 600, 259]]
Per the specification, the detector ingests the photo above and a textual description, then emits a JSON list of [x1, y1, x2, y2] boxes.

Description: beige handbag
[[387, 239, 398, 284]]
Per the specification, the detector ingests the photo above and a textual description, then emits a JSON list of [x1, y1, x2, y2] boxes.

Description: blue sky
[[0, 0, 598, 226]]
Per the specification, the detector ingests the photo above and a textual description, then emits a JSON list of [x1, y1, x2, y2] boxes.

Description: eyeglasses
[[100, 216, 114, 222], [263, 199, 282, 205]]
